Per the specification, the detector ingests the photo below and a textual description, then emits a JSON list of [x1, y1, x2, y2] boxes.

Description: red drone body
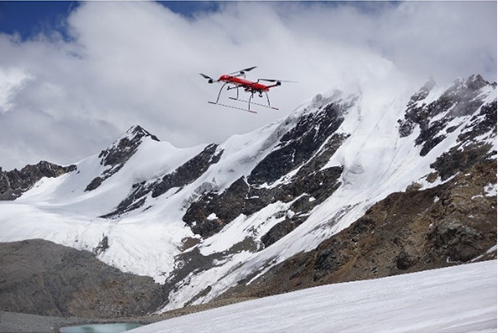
[[217, 75, 279, 93], [200, 66, 291, 114]]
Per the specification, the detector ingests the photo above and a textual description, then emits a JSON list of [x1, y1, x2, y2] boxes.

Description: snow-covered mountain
[[0, 74, 496, 315]]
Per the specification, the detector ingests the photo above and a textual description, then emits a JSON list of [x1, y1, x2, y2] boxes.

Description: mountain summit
[[0, 74, 496, 316]]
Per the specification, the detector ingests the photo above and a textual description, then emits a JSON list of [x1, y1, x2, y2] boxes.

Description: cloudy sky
[[0, 1, 496, 170]]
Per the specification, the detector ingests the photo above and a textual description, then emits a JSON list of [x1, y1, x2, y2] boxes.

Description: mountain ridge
[[0, 74, 496, 317]]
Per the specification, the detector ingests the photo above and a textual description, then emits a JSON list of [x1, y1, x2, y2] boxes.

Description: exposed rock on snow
[[399, 74, 495, 156], [217, 158, 496, 300], [85, 125, 159, 192], [152, 143, 223, 198], [0, 74, 496, 317], [0, 161, 76, 200]]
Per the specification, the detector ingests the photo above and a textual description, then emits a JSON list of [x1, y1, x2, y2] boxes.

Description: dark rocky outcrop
[[248, 101, 349, 185], [430, 100, 497, 180], [210, 75, 497, 302], [1, 74, 496, 316], [102, 143, 223, 218], [218, 158, 496, 300], [0, 161, 76, 200], [85, 125, 158, 192], [152, 143, 222, 198], [99, 125, 159, 168], [160, 238, 261, 310], [182, 101, 348, 239], [398, 75, 496, 156], [0, 239, 163, 318]]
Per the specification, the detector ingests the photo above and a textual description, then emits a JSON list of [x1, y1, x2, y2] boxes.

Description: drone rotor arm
[[200, 73, 216, 83], [229, 66, 257, 76], [259, 78, 297, 84]]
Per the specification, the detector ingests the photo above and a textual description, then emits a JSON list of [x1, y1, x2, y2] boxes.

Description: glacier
[[0, 73, 496, 313]]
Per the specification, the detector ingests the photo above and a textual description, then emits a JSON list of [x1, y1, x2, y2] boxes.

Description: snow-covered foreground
[[131, 260, 497, 333]]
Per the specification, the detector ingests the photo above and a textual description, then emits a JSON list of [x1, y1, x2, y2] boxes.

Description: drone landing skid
[[208, 101, 258, 114], [228, 97, 279, 110]]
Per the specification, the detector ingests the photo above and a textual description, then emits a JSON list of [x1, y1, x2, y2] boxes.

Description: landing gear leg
[[214, 83, 228, 103], [248, 92, 255, 112], [263, 91, 271, 107]]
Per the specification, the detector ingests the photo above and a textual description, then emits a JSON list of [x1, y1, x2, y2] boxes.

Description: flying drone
[[200, 66, 294, 114]]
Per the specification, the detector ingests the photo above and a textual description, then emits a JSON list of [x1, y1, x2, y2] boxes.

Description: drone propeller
[[259, 78, 298, 86], [200, 73, 216, 84], [229, 66, 257, 76]]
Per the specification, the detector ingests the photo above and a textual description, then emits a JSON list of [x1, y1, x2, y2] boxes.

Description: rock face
[[398, 75, 496, 157], [152, 143, 223, 198], [181, 98, 350, 239], [0, 74, 496, 315], [218, 159, 496, 299], [85, 125, 159, 192], [159, 75, 496, 309], [0, 161, 76, 200], [0, 239, 163, 318], [102, 142, 224, 218]]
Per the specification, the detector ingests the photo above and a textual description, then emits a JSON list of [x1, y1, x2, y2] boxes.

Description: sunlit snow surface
[[0, 76, 496, 310], [130, 260, 497, 333]]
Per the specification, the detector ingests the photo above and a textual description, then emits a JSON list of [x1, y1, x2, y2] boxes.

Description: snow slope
[[0, 74, 496, 312], [0, 122, 288, 281], [130, 260, 497, 333], [157, 76, 497, 311], [0, 135, 208, 280]]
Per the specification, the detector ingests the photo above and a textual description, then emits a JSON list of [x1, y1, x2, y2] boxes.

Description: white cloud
[[0, 1, 496, 170], [0, 67, 33, 114]]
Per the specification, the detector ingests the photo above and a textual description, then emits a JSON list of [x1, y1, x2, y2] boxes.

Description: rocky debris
[[85, 125, 158, 192], [183, 177, 252, 238], [101, 181, 151, 218], [398, 79, 435, 137], [218, 157, 496, 300], [0, 161, 76, 200], [0, 239, 163, 318], [431, 141, 495, 181], [93, 235, 109, 256]]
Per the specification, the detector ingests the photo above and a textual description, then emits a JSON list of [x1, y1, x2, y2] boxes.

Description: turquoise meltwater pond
[[59, 322, 143, 333]]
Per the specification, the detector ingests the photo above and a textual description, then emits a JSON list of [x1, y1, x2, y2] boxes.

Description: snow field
[[131, 260, 497, 333], [0, 75, 496, 310]]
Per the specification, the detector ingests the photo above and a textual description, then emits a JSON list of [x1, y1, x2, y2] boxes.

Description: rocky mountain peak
[[99, 125, 159, 167], [85, 125, 160, 192], [398, 74, 496, 156], [406, 78, 436, 109], [0, 74, 495, 318]]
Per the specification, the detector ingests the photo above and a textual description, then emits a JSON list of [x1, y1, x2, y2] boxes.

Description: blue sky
[[0, 1, 397, 39], [0, 1, 496, 170], [0, 1, 78, 39], [0, 1, 223, 39]]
